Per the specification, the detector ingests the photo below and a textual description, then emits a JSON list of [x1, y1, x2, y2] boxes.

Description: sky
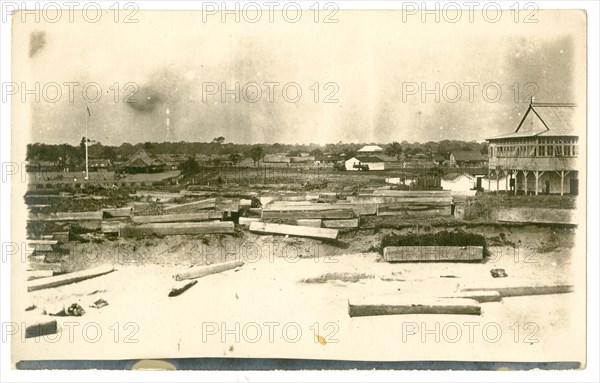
[[13, 9, 586, 146]]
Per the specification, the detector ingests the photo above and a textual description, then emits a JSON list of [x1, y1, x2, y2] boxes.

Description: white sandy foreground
[[13, 249, 584, 364]]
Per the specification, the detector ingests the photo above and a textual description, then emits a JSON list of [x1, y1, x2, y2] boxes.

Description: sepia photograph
[[1, 0, 598, 379]]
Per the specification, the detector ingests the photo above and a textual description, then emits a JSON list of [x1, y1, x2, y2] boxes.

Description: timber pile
[[121, 221, 234, 238], [249, 222, 338, 240], [383, 246, 484, 262], [28, 211, 103, 222], [348, 298, 481, 317]]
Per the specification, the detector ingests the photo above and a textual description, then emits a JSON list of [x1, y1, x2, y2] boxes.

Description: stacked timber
[[262, 202, 355, 220], [249, 222, 338, 240], [28, 211, 103, 222], [131, 212, 222, 224]]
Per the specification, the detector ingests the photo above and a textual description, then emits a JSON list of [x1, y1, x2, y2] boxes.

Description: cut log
[[297, 219, 322, 227], [26, 270, 55, 281], [174, 260, 244, 281], [131, 212, 222, 224], [163, 198, 217, 211], [262, 209, 354, 220], [377, 205, 451, 216], [322, 218, 359, 228], [443, 290, 502, 303], [383, 246, 483, 262], [168, 280, 198, 297], [25, 319, 58, 338], [333, 202, 377, 216], [27, 265, 115, 292], [217, 200, 240, 213], [348, 298, 481, 317], [462, 285, 574, 298], [493, 208, 576, 225], [249, 222, 338, 240], [102, 207, 133, 218], [121, 221, 234, 238]]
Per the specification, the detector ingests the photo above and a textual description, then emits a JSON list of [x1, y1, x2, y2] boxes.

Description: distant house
[[357, 145, 384, 155], [314, 155, 343, 164], [441, 173, 478, 192], [123, 149, 166, 173], [433, 153, 447, 165], [88, 159, 112, 172], [449, 151, 487, 167], [345, 156, 385, 171], [26, 160, 58, 172]]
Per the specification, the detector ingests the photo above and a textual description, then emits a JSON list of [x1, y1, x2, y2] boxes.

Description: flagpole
[[85, 105, 89, 180]]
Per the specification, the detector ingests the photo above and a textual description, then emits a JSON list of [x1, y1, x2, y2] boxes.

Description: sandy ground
[[13, 226, 585, 364]]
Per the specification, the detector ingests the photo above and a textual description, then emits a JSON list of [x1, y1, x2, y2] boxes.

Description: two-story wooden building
[[487, 102, 580, 195]]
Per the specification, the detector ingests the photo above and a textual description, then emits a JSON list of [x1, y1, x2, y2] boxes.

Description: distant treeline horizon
[[26, 138, 488, 162]]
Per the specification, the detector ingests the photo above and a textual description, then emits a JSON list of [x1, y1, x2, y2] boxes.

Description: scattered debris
[[66, 303, 86, 316], [90, 298, 109, 309], [490, 268, 508, 278], [168, 280, 198, 297], [301, 272, 374, 284]]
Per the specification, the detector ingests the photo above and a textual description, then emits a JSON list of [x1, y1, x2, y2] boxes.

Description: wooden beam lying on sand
[[383, 246, 483, 262], [443, 290, 502, 303], [27, 265, 115, 292], [462, 285, 574, 298], [348, 298, 481, 317], [322, 218, 359, 228], [121, 221, 234, 238], [173, 260, 244, 281], [250, 221, 338, 240], [163, 198, 217, 211], [131, 212, 222, 224], [262, 209, 354, 220], [26, 270, 55, 281]]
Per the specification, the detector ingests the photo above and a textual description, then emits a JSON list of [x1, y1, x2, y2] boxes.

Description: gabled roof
[[351, 156, 384, 163], [451, 151, 486, 161], [125, 149, 165, 168], [488, 103, 578, 140], [358, 145, 384, 152]]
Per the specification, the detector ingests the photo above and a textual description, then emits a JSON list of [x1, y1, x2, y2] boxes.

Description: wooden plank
[[264, 203, 345, 211], [377, 207, 452, 217], [239, 199, 253, 207], [493, 208, 576, 225], [349, 196, 453, 204], [262, 209, 354, 220], [239, 217, 261, 226], [102, 207, 133, 218], [163, 198, 217, 211], [51, 231, 70, 242], [333, 202, 377, 216], [297, 219, 322, 227], [174, 260, 244, 281], [217, 200, 239, 213], [26, 240, 58, 252], [28, 211, 103, 222], [462, 285, 574, 298], [443, 291, 502, 303], [25, 319, 58, 338], [371, 190, 452, 197], [249, 222, 338, 240], [383, 246, 483, 262], [27, 265, 115, 292], [26, 270, 55, 281], [348, 298, 481, 317], [101, 221, 126, 235], [131, 212, 222, 224], [121, 221, 234, 238], [322, 218, 359, 228]]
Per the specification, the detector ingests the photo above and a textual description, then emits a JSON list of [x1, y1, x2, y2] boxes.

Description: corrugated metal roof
[[358, 145, 383, 152], [488, 103, 579, 140]]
